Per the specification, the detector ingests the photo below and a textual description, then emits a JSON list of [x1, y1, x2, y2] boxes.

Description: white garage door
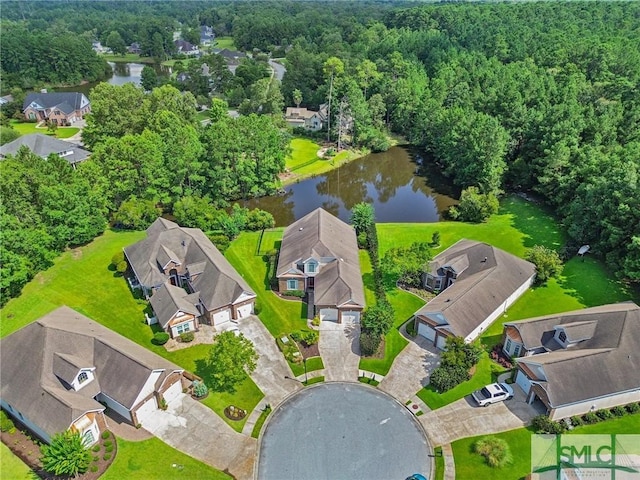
[[436, 334, 448, 350], [341, 311, 360, 324], [418, 321, 436, 341], [236, 303, 253, 319], [515, 370, 533, 395], [163, 380, 183, 404], [320, 308, 338, 321], [213, 309, 231, 325], [135, 397, 158, 426]]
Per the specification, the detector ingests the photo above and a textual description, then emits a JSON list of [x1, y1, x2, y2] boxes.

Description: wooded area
[[1, 1, 638, 304]]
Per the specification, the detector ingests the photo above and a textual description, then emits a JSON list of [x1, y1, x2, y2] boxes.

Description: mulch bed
[[362, 339, 386, 359], [1, 422, 116, 480], [296, 341, 319, 359]]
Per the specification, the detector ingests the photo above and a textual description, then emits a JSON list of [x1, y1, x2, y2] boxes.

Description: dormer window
[[558, 331, 567, 343], [77, 372, 89, 384], [306, 262, 317, 274]]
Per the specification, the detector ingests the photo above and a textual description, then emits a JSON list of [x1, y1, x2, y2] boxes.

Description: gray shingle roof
[[510, 303, 640, 407], [124, 218, 255, 311], [0, 134, 91, 165], [23, 92, 87, 112], [150, 282, 201, 329], [415, 239, 536, 338], [0, 307, 182, 439], [277, 208, 365, 308]]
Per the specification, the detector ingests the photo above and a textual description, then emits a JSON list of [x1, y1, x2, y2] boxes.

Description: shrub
[[359, 330, 381, 356], [570, 415, 584, 426], [111, 251, 124, 267], [92, 455, 99, 462], [448, 187, 499, 223], [103, 440, 112, 448], [90, 465, 98, 473], [101, 431, 110, 440], [0, 410, 15, 433], [627, 402, 640, 414], [612, 406, 627, 417], [357, 232, 368, 249], [103, 453, 111, 461], [152, 332, 170, 345], [596, 409, 614, 420], [41, 431, 91, 477], [431, 231, 441, 247], [526, 245, 563, 285], [291, 330, 319, 346], [192, 380, 209, 398], [312, 316, 320, 327], [531, 415, 566, 434], [208, 234, 230, 252], [583, 412, 599, 424], [474, 436, 513, 468], [285, 290, 305, 298], [91, 445, 101, 453], [429, 365, 469, 392], [179, 331, 195, 343], [116, 261, 128, 274], [104, 445, 113, 453]]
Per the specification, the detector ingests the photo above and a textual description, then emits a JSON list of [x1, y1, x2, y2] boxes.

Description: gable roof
[[277, 208, 365, 308], [516, 303, 640, 407], [23, 92, 87, 113], [0, 307, 182, 439], [415, 239, 536, 338], [285, 107, 320, 120], [150, 282, 201, 329], [0, 134, 91, 165], [124, 217, 255, 311]]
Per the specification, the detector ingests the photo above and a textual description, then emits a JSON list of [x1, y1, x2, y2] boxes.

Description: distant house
[[414, 239, 536, 349], [0, 133, 90, 167], [0, 94, 14, 105], [284, 104, 328, 131], [124, 218, 256, 336], [200, 25, 215, 46], [23, 92, 90, 125], [0, 307, 184, 445], [175, 39, 199, 56], [128, 42, 141, 54], [502, 302, 640, 420], [276, 208, 365, 323], [215, 48, 246, 65]]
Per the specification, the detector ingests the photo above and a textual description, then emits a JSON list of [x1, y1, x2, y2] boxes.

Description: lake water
[[242, 146, 459, 226]]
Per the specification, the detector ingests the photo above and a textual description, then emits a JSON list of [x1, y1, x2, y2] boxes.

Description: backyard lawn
[[213, 36, 237, 49], [0, 443, 34, 480], [9, 119, 79, 139], [102, 437, 231, 480], [0, 229, 264, 431]]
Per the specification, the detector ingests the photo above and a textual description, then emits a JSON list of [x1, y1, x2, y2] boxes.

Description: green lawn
[[286, 138, 322, 171], [102, 437, 231, 480], [213, 36, 237, 49], [196, 110, 210, 121], [0, 229, 264, 431], [251, 407, 272, 438], [417, 353, 506, 409], [9, 119, 79, 139], [434, 446, 445, 480], [225, 230, 309, 337], [0, 442, 35, 480]]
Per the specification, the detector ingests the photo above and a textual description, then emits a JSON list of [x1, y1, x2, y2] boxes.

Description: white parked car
[[472, 383, 514, 407]]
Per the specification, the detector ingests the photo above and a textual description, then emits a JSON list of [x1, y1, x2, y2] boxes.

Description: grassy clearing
[[0, 442, 34, 480], [9, 119, 79, 139], [102, 437, 231, 480], [101, 53, 157, 64], [417, 353, 506, 409], [213, 36, 237, 49], [285, 138, 322, 171], [225, 230, 309, 337], [0, 229, 264, 431]]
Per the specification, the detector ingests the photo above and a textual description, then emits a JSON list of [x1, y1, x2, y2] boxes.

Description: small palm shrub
[[40, 431, 91, 477], [474, 436, 513, 468]]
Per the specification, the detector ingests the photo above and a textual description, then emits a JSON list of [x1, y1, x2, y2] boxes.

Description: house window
[[77, 372, 89, 384], [176, 323, 191, 334], [513, 344, 521, 357], [306, 263, 317, 273], [287, 279, 297, 290], [505, 339, 512, 353], [83, 430, 95, 446], [558, 331, 567, 343]]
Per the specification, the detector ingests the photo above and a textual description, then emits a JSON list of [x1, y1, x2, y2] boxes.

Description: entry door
[[307, 277, 315, 290]]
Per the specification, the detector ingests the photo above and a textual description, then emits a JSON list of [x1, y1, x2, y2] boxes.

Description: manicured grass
[[251, 406, 272, 438], [213, 36, 237, 49], [305, 356, 324, 372], [9, 119, 79, 139], [417, 353, 506, 409], [101, 53, 157, 64], [225, 230, 309, 337], [570, 412, 640, 435], [303, 376, 325, 386], [0, 442, 34, 480], [285, 138, 322, 171], [452, 427, 534, 480], [199, 375, 264, 433], [102, 437, 231, 480], [0, 229, 264, 431], [434, 446, 445, 480]]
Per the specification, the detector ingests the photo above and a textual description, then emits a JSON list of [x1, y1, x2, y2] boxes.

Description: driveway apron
[[144, 394, 257, 480], [237, 316, 301, 404], [318, 318, 360, 382]]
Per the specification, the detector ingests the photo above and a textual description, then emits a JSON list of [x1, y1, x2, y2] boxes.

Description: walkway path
[[318, 319, 360, 382], [442, 444, 456, 480], [378, 326, 439, 402]]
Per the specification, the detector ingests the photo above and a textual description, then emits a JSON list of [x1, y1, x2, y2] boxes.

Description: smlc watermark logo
[[532, 434, 640, 479]]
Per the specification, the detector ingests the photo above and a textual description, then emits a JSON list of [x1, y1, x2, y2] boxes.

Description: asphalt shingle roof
[[0, 134, 90, 165], [23, 92, 86, 112]]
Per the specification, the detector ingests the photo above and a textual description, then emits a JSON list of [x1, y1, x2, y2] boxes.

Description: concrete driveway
[[418, 385, 542, 446], [144, 394, 256, 480], [318, 318, 360, 381], [379, 330, 440, 402], [237, 316, 301, 405]]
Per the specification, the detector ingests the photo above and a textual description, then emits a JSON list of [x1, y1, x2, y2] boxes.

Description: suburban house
[[284, 104, 328, 131], [414, 239, 536, 349], [174, 39, 199, 56], [0, 307, 184, 445], [502, 302, 640, 420], [23, 92, 91, 125], [124, 217, 256, 336], [200, 25, 215, 46], [0, 133, 91, 167], [128, 43, 142, 54], [276, 208, 365, 323]]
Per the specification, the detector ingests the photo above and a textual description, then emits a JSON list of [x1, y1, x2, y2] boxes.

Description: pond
[[243, 146, 459, 226]]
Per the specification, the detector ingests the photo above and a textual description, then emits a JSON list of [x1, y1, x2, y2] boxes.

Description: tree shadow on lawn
[[499, 196, 564, 250], [194, 358, 238, 395]]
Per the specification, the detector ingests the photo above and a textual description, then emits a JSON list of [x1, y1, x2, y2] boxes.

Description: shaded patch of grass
[[251, 406, 272, 439], [102, 437, 231, 480]]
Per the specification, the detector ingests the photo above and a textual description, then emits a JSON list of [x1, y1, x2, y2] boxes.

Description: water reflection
[[242, 146, 459, 226]]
